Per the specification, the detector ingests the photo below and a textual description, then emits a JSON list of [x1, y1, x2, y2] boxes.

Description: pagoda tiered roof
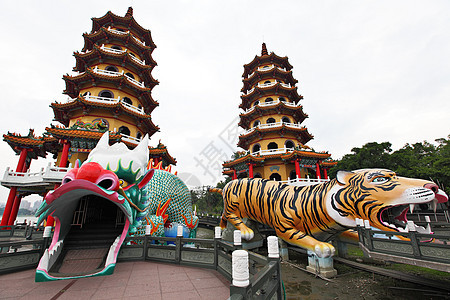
[[149, 141, 177, 165], [242, 43, 293, 78], [51, 96, 159, 132], [63, 68, 158, 113], [73, 44, 156, 77], [241, 67, 298, 93], [90, 7, 156, 49], [239, 103, 308, 128], [222, 149, 333, 169], [3, 130, 55, 159], [81, 28, 157, 66], [239, 83, 303, 110], [238, 125, 313, 149]]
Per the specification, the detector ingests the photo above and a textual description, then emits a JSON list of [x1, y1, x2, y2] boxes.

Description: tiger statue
[[217, 169, 448, 258]]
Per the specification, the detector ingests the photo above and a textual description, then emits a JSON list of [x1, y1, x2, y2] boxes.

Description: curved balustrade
[[246, 147, 295, 156], [1, 163, 72, 187], [107, 26, 129, 35], [119, 133, 141, 145], [100, 45, 126, 54], [64, 95, 145, 115], [243, 98, 299, 114], [92, 66, 146, 88], [247, 65, 288, 79], [242, 121, 304, 135], [281, 176, 330, 187], [244, 81, 292, 95]]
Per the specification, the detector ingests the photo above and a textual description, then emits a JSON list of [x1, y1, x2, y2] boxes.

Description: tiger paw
[[241, 229, 254, 241], [314, 242, 335, 258]]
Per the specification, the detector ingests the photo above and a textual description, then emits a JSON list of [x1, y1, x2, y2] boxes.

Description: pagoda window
[[265, 98, 273, 103], [82, 91, 91, 97], [106, 65, 119, 72], [266, 117, 276, 124], [264, 80, 271, 84], [268, 142, 278, 150], [269, 173, 281, 181], [111, 45, 122, 51], [129, 52, 136, 57], [125, 72, 135, 79], [285, 140, 295, 149], [138, 104, 142, 110], [279, 97, 286, 102], [254, 173, 262, 178], [253, 120, 261, 127], [122, 97, 133, 105], [252, 144, 261, 153], [289, 170, 297, 180], [253, 101, 259, 107], [99, 90, 114, 98], [136, 132, 142, 139], [282, 117, 290, 123], [118, 126, 131, 136]]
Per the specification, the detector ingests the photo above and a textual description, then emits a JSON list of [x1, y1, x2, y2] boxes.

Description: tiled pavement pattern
[[0, 261, 230, 299]]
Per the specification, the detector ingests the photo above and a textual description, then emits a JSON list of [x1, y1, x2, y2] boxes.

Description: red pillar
[[248, 163, 254, 178], [1, 148, 28, 226], [232, 169, 237, 180], [294, 159, 301, 178], [59, 140, 71, 168], [316, 162, 321, 179], [153, 156, 160, 166], [323, 168, 328, 179]]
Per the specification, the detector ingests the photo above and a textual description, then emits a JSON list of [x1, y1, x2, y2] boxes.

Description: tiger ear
[[336, 171, 355, 185]]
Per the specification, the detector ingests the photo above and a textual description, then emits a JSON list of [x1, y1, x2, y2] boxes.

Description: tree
[[328, 136, 450, 196]]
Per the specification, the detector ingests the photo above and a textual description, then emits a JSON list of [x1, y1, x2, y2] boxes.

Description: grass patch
[[386, 263, 450, 281]]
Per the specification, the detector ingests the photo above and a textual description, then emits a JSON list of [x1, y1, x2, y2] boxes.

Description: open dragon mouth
[[35, 179, 133, 281]]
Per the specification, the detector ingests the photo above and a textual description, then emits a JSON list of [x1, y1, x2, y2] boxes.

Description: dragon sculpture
[[35, 132, 197, 281]]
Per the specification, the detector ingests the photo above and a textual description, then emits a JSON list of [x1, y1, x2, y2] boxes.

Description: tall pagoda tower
[[1, 8, 175, 226], [223, 43, 336, 181]]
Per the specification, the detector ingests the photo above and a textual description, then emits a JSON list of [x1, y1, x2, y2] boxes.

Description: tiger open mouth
[[378, 187, 448, 234], [35, 179, 133, 281]]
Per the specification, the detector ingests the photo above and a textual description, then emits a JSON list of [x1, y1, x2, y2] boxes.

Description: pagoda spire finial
[[261, 43, 268, 56], [125, 7, 133, 17]]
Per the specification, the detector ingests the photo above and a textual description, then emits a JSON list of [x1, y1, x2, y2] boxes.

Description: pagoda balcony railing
[[92, 67, 146, 88], [72, 95, 146, 115], [1, 163, 72, 188], [107, 26, 129, 35], [243, 82, 292, 95], [281, 176, 330, 187], [106, 27, 146, 46], [247, 65, 288, 78], [242, 121, 304, 135], [119, 133, 141, 145], [99, 45, 146, 65], [242, 98, 299, 114], [129, 54, 146, 65], [246, 146, 295, 156], [100, 45, 126, 54]]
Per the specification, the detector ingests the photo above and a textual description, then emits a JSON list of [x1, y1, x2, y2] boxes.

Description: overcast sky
[[0, 0, 449, 204]]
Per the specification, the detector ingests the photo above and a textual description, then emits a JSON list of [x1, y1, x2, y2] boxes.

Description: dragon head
[[35, 132, 154, 281]]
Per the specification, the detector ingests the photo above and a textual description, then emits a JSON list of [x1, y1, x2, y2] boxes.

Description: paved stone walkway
[[0, 261, 230, 299]]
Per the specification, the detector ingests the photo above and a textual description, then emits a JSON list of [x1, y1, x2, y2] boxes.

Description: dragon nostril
[[62, 177, 72, 185], [424, 183, 438, 194], [98, 179, 114, 190]]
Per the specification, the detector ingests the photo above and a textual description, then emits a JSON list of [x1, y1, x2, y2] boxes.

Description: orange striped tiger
[[217, 169, 448, 257]]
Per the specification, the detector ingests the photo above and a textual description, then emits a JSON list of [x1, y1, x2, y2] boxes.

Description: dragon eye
[[373, 177, 388, 183]]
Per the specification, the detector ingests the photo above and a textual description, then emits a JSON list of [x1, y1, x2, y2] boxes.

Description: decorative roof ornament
[[125, 7, 133, 17], [261, 43, 268, 56]]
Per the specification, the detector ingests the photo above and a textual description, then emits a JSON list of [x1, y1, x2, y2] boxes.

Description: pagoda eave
[[242, 53, 293, 78], [91, 11, 156, 49], [73, 47, 156, 74], [239, 104, 308, 126], [241, 69, 298, 93]]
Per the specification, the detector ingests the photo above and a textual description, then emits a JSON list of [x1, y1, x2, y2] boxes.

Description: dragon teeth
[[409, 203, 415, 213], [432, 199, 438, 212]]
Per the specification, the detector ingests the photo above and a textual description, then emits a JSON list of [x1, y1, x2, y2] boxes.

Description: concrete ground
[[0, 261, 230, 300]]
